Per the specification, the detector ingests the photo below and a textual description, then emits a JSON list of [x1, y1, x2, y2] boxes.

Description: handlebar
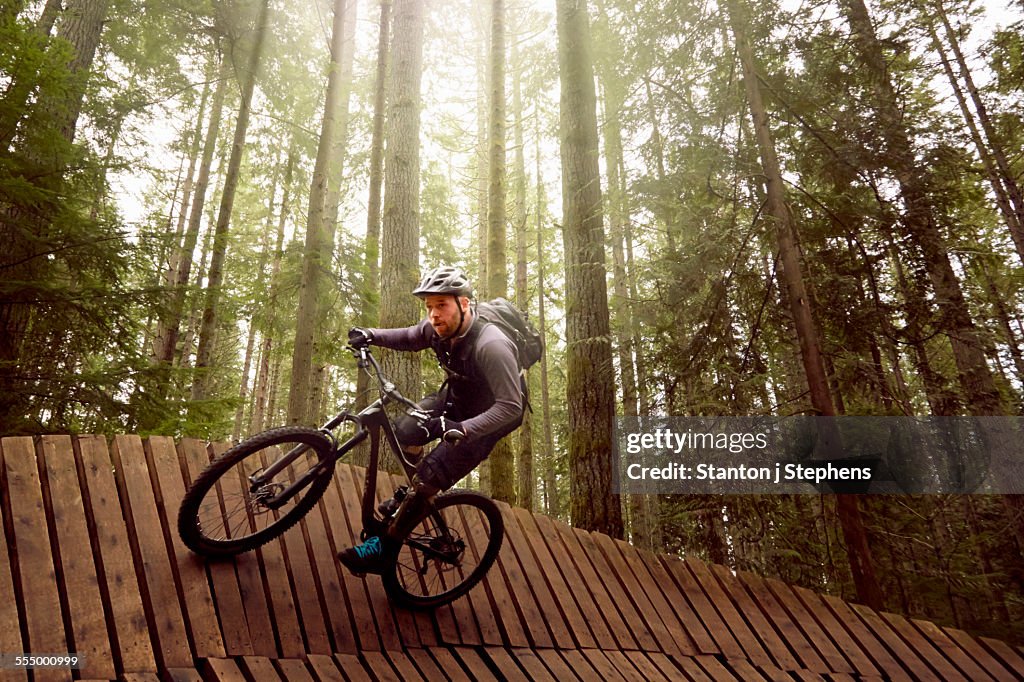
[[351, 343, 422, 412]]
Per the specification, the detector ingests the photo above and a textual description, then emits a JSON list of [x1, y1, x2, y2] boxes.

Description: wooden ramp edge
[[0, 435, 1020, 681]]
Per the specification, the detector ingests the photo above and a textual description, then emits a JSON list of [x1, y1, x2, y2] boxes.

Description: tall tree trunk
[[485, 0, 515, 503], [251, 150, 295, 434], [923, 16, 1024, 261], [152, 51, 227, 372], [152, 74, 211, 366], [511, 38, 533, 511], [351, 0, 393, 465], [288, 0, 352, 424], [191, 0, 271, 402], [378, 0, 426, 402], [535, 122, 557, 517], [842, 0, 1002, 416], [556, 0, 622, 538], [728, 0, 883, 610], [930, 0, 1024, 261]]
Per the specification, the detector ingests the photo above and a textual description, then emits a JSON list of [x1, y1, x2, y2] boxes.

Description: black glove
[[422, 416, 466, 443], [348, 326, 374, 348]]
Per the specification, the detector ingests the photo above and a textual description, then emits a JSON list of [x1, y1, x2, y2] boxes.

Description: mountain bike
[[177, 344, 504, 610]]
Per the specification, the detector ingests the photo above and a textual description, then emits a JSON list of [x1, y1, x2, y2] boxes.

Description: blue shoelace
[[353, 536, 381, 559]]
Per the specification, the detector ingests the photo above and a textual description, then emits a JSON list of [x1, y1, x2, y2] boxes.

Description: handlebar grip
[[442, 429, 466, 444]]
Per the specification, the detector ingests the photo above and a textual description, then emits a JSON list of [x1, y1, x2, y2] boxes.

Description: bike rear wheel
[[382, 490, 504, 610], [178, 426, 335, 557]]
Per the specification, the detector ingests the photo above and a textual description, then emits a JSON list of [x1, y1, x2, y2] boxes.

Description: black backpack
[[475, 298, 544, 370]]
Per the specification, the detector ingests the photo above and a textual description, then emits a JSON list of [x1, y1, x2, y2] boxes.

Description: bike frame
[[247, 347, 425, 538]]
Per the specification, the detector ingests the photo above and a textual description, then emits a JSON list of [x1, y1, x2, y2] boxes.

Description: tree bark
[[556, 0, 622, 537], [728, 0, 884, 610], [485, 0, 515, 503], [153, 51, 227, 371], [511, 38, 533, 511], [191, 0, 272, 401], [841, 0, 1002, 416], [535, 121, 557, 517], [288, 0, 352, 424], [378, 0, 426, 402]]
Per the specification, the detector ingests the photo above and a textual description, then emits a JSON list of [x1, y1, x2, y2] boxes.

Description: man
[[338, 265, 525, 574]]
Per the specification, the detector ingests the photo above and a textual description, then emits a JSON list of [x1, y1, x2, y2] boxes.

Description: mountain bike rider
[[338, 265, 525, 574]]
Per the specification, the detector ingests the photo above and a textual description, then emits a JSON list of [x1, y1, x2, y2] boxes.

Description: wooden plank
[[710, 566, 799, 672], [0, 493, 26, 682], [110, 435, 192, 668], [692, 654, 740, 680], [416, 497, 495, 647], [165, 669, 204, 682], [497, 503, 569, 648], [942, 628, 1016, 681], [791, 670, 826, 681], [599, 649, 648, 682], [459, 498, 530, 648], [230, 443, 304, 658], [910, 619, 994, 681], [791, 584, 880, 677], [486, 501, 552, 648], [333, 653, 373, 682], [668, 655, 714, 681], [177, 439, 253, 656], [513, 509, 596, 649], [202, 657, 248, 682], [879, 612, 965, 681], [726, 659, 771, 680], [145, 437, 226, 660], [736, 571, 822, 672], [534, 514, 617, 649], [423, 647, 472, 682], [979, 636, 1024, 679], [305, 654, 346, 682], [36, 436, 115, 680], [685, 557, 773, 668], [0, 437, 72, 682], [202, 440, 276, 658], [73, 435, 157, 672], [623, 651, 672, 682], [557, 649, 615, 681], [375, 470, 437, 649], [818, 594, 909, 681], [385, 650, 426, 680], [269, 448, 332, 655], [361, 651, 399, 681], [643, 652, 694, 682], [510, 648, 557, 681], [343, 465, 417, 650], [483, 647, 530, 681], [240, 656, 283, 680], [660, 556, 742, 660], [636, 548, 717, 655], [754, 662, 796, 682], [535, 648, 584, 681], [406, 647, 446, 680], [275, 658, 316, 682], [574, 528, 655, 650], [594, 535, 685, 657], [450, 646, 501, 680], [849, 604, 939, 681], [764, 577, 853, 674]]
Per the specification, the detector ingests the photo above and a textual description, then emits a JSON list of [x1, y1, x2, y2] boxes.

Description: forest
[[2, 0, 1024, 643]]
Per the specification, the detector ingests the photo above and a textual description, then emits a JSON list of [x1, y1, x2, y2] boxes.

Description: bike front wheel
[[178, 426, 335, 557], [382, 490, 504, 610]]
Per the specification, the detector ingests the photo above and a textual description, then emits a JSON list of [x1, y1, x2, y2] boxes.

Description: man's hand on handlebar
[[420, 416, 466, 444], [348, 326, 374, 348]]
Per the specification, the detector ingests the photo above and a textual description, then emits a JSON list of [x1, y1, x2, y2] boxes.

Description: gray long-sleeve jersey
[[369, 316, 524, 438]]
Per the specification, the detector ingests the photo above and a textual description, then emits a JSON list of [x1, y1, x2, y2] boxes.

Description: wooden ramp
[[1, 435, 1022, 681]]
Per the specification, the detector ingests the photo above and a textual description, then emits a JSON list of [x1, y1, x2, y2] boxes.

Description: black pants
[[394, 391, 523, 490]]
